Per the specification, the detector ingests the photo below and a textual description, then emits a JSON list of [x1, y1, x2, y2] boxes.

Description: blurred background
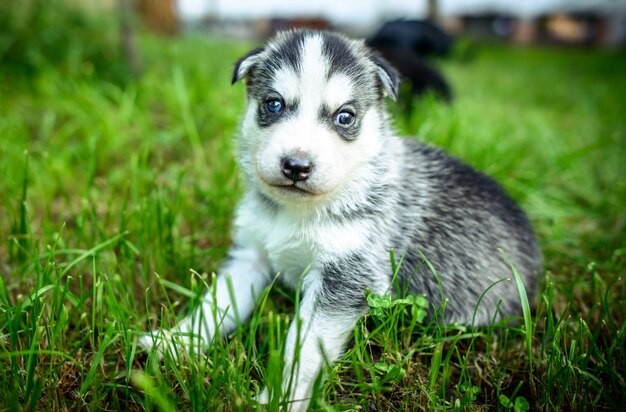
[[2, 0, 626, 80], [173, 0, 626, 45]]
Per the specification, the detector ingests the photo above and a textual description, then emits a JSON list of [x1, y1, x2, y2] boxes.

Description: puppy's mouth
[[255, 165, 326, 200], [269, 183, 316, 196], [258, 176, 321, 199]]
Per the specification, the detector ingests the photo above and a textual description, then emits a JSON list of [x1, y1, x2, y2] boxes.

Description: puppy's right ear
[[232, 47, 265, 85]]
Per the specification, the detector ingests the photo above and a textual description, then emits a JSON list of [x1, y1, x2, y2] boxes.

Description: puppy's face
[[233, 31, 398, 206]]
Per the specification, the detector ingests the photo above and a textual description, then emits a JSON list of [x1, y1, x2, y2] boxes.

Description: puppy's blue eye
[[265, 99, 283, 114], [335, 110, 355, 128]]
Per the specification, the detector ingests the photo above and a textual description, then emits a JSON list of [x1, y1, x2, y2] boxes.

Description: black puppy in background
[[367, 19, 454, 105]]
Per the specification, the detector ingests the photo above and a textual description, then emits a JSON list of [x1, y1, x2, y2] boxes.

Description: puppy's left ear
[[371, 54, 400, 100], [232, 47, 264, 84], [232, 47, 265, 85]]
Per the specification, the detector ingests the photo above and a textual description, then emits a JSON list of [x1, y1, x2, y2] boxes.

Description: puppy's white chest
[[235, 200, 315, 289], [267, 239, 314, 289]]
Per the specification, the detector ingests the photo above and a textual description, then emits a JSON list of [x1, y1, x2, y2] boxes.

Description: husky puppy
[[140, 30, 541, 410]]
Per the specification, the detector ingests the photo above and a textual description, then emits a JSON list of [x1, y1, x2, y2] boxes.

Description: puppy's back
[[393, 138, 541, 324]]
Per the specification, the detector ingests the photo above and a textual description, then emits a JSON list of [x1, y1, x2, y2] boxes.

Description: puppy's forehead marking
[[299, 34, 328, 111], [270, 33, 354, 110], [299, 34, 327, 83]]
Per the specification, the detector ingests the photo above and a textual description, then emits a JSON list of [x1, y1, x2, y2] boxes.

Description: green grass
[[1, 26, 625, 411]]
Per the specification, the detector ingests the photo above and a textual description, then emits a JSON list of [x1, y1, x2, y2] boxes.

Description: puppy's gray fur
[[140, 30, 542, 411]]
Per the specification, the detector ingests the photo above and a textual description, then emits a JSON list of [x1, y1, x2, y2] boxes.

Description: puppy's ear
[[371, 53, 400, 100], [232, 47, 264, 85]]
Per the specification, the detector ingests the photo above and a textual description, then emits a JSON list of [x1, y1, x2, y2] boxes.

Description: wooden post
[[119, 0, 142, 77], [427, 0, 439, 22]]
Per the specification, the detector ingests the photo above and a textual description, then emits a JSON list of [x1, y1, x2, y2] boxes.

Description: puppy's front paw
[[255, 387, 310, 412], [138, 329, 174, 359], [139, 329, 203, 361], [255, 387, 270, 406]]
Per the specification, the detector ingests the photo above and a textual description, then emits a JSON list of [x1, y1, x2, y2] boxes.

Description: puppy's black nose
[[281, 156, 313, 182]]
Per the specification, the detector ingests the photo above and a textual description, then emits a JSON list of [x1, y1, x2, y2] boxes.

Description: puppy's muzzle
[[281, 156, 313, 183]]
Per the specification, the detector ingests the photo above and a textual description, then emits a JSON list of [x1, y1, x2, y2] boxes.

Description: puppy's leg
[[274, 299, 357, 411], [139, 246, 271, 358], [260, 259, 388, 411]]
